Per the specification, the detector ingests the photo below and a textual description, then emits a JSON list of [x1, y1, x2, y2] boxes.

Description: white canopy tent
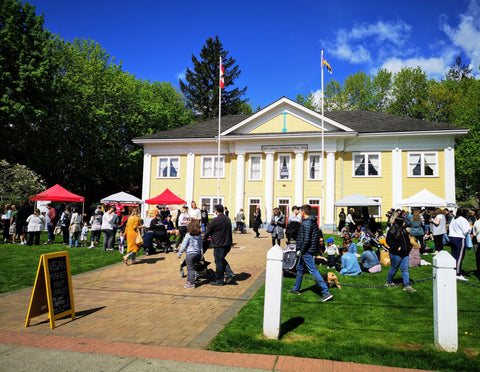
[[334, 193, 380, 207], [100, 191, 142, 205], [398, 189, 447, 208]]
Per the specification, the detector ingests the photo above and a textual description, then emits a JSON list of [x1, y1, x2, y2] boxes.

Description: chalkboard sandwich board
[[25, 251, 75, 329]]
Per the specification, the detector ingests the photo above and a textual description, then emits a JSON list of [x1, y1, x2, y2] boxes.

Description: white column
[[141, 153, 152, 219], [263, 244, 284, 339], [433, 251, 458, 352], [444, 147, 455, 205], [185, 152, 195, 205], [294, 150, 304, 206], [392, 148, 402, 209], [235, 153, 245, 214], [325, 151, 336, 230], [264, 151, 275, 224]]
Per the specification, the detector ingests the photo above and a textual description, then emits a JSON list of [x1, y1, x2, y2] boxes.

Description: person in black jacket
[[386, 216, 416, 292], [286, 205, 333, 302], [204, 204, 235, 286]]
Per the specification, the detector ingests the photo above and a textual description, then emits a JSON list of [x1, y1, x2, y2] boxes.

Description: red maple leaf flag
[[219, 58, 225, 89]]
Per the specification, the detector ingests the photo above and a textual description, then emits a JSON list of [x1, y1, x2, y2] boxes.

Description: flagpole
[[217, 57, 222, 201], [321, 49, 325, 229]]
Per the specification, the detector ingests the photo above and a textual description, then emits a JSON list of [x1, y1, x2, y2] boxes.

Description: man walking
[[287, 204, 333, 302], [204, 204, 235, 286]]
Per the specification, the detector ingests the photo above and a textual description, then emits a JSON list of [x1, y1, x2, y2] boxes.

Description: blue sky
[[29, 0, 480, 109]]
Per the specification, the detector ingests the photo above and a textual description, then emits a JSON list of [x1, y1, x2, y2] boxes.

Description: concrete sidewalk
[[0, 230, 427, 371]]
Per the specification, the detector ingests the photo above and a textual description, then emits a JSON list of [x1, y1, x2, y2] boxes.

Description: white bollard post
[[263, 244, 284, 339], [433, 250, 458, 352]]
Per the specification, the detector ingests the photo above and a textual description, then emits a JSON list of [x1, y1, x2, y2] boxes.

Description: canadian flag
[[219, 58, 225, 89]]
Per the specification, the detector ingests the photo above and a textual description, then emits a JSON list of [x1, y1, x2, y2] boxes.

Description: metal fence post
[[263, 244, 284, 339], [433, 250, 458, 352]]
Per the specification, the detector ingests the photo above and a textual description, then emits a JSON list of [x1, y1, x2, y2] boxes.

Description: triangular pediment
[[222, 97, 354, 136]]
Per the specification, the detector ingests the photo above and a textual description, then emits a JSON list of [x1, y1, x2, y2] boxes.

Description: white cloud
[[325, 20, 412, 64], [177, 70, 186, 81], [441, 0, 480, 74]]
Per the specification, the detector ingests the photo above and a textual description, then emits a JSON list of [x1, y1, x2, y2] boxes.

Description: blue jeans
[[213, 246, 234, 283], [69, 232, 80, 247], [102, 229, 115, 251], [387, 253, 411, 286], [449, 236, 466, 276], [47, 223, 55, 241], [293, 253, 330, 295]]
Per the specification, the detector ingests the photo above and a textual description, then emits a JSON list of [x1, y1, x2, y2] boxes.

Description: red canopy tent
[[144, 188, 186, 205], [30, 184, 85, 202]]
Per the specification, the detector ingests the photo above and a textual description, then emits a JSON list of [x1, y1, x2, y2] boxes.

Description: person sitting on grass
[[343, 235, 358, 256], [359, 241, 381, 273], [178, 220, 203, 289], [339, 246, 362, 276]]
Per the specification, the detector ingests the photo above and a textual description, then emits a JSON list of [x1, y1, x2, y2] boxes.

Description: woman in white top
[[430, 208, 446, 254], [69, 206, 82, 247], [26, 209, 45, 246], [448, 208, 471, 281], [188, 201, 201, 221], [101, 206, 116, 251]]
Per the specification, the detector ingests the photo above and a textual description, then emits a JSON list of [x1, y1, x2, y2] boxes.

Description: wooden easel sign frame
[[25, 251, 75, 329]]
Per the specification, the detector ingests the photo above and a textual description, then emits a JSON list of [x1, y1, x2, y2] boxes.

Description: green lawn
[[0, 232, 124, 294], [209, 237, 480, 372]]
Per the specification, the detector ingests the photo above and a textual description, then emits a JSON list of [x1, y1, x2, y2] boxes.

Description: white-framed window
[[307, 154, 322, 180], [277, 154, 291, 180], [353, 152, 381, 177], [408, 152, 438, 177], [199, 196, 224, 214], [307, 198, 322, 227], [157, 156, 180, 178], [249, 154, 262, 181], [277, 198, 291, 218], [367, 197, 382, 218], [201, 155, 225, 178]]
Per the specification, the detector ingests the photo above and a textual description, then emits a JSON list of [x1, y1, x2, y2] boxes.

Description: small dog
[[321, 272, 341, 290]]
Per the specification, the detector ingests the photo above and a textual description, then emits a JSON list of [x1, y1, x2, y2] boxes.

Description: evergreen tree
[[179, 36, 249, 120], [445, 56, 473, 82]]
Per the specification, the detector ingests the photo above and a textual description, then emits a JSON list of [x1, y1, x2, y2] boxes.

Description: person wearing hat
[[175, 205, 190, 252], [324, 237, 339, 269], [204, 204, 235, 286]]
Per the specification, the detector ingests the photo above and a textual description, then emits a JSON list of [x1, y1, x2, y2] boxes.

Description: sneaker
[[320, 293, 333, 302], [210, 281, 224, 286], [225, 275, 236, 284], [287, 289, 301, 295], [88, 245, 95, 249], [184, 282, 195, 288], [403, 286, 417, 292], [456, 275, 468, 281], [385, 283, 395, 287]]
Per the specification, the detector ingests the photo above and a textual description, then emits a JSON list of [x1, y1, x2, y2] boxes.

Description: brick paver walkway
[[0, 230, 428, 371]]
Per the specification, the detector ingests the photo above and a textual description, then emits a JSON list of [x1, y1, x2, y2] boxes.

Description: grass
[[0, 232, 125, 294], [2, 232, 479, 370], [208, 236, 480, 371]]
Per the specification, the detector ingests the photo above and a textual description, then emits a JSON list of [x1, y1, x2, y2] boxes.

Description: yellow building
[[133, 97, 468, 230]]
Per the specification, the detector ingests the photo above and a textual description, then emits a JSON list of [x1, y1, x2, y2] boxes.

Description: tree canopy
[[179, 36, 251, 120], [0, 0, 193, 205]]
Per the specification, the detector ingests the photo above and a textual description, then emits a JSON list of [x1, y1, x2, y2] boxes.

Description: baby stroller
[[283, 242, 298, 275], [365, 229, 389, 259], [152, 225, 171, 252], [179, 239, 214, 281]]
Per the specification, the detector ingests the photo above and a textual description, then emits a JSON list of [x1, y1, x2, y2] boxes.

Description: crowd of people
[[2, 198, 480, 292]]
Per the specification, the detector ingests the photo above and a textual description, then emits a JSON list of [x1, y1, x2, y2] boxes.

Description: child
[[339, 246, 362, 276], [358, 227, 370, 245], [359, 242, 381, 273], [80, 222, 89, 247], [324, 237, 339, 269], [177, 220, 203, 288], [118, 230, 126, 254]]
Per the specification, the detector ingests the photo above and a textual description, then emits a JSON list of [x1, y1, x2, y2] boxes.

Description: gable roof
[[133, 97, 468, 143]]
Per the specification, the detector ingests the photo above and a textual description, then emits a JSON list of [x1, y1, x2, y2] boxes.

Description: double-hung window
[[353, 152, 380, 177], [202, 155, 225, 178], [249, 155, 262, 181], [308, 154, 321, 180], [408, 152, 438, 177], [157, 156, 179, 178], [278, 154, 291, 180], [199, 197, 224, 214]]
